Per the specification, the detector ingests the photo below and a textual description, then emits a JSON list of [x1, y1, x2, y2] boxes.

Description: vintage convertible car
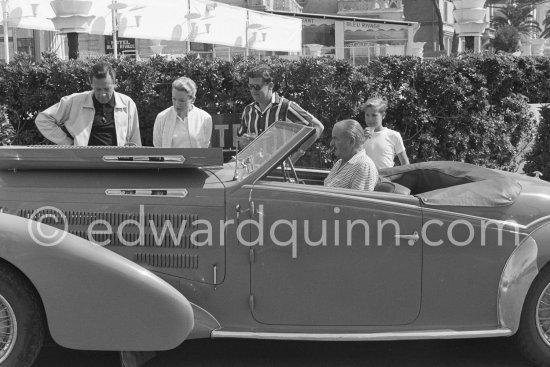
[[0, 121, 549, 367]]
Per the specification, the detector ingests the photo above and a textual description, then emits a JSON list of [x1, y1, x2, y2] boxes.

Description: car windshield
[[217, 121, 312, 182]]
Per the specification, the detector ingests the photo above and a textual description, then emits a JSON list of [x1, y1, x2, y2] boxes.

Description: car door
[[248, 183, 423, 326]]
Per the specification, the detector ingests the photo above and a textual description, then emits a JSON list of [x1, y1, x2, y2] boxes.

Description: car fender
[[0, 212, 194, 351], [498, 222, 550, 333], [187, 303, 221, 340]]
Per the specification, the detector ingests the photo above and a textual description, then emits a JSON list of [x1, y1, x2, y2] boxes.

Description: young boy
[[361, 97, 409, 169]]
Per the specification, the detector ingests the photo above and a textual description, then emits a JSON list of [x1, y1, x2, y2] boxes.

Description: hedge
[[0, 52, 542, 171], [523, 104, 550, 179]]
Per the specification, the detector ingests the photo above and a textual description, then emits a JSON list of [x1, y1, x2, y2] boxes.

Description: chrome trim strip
[[294, 167, 329, 174], [498, 238, 539, 333], [105, 188, 188, 198], [212, 329, 512, 341], [420, 206, 528, 230], [251, 183, 421, 210], [524, 215, 550, 230], [252, 183, 550, 231], [102, 155, 186, 164]]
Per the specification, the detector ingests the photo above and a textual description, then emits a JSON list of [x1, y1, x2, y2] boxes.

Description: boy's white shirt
[[363, 127, 405, 169]]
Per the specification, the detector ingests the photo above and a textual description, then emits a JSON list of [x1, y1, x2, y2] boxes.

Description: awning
[[0, 0, 302, 53], [0, 0, 56, 31]]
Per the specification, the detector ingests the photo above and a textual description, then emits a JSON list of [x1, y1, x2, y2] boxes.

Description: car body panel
[[0, 146, 223, 170], [248, 182, 423, 326], [0, 212, 193, 350], [414, 206, 525, 329], [0, 168, 226, 285], [499, 236, 538, 333], [1, 121, 550, 351]]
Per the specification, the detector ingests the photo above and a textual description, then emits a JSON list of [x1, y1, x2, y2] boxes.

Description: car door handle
[[394, 231, 420, 241]]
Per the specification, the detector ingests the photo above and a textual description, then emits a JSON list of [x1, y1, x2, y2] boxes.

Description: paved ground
[[34, 337, 532, 367]]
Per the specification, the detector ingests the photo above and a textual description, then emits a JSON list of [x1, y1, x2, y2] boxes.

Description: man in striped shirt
[[237, 65, 324, 148], [324, 119, 378, 191]]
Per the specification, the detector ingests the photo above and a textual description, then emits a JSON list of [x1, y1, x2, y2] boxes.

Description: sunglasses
[[248, 84, 264, 91]]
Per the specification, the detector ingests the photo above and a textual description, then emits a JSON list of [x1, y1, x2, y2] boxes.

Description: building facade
[[1, 0, 425, 63], [0, 27, 64, 62], [226, 0, 421, 61], [222, 0, 456, 57], [290, 0, 455, 57], [403, 0, 455, 57]]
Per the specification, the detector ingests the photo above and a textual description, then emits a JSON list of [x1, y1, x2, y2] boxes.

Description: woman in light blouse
[[153, 77, 212, 148]]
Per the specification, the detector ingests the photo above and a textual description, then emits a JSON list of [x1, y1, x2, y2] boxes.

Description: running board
[[211, 328, 513, 341]]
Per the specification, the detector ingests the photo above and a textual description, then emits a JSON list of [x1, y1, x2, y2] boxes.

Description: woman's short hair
[[172, 77, 197, 100], [89, 62, 116, 82], [338, 119, 365, 149], [361, 96, 388, 114]]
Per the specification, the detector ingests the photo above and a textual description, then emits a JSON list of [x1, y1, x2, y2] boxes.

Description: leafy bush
[[523, 105, 550, 179], [356, 55, 536, 170], [0, 52, 543, 170], [492, 25, 522, 53], [0, 105, 15, 146]]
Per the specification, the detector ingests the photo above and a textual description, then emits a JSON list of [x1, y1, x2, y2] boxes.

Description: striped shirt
[[237, 92, 317, 136], [324, 150, 379, 191]]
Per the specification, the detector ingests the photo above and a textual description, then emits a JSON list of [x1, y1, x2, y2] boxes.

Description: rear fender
[[499, 222, 550, 333], [0, 213, 193, 351]]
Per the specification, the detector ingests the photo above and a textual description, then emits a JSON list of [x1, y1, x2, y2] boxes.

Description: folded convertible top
[[380, 161, 522, 207]]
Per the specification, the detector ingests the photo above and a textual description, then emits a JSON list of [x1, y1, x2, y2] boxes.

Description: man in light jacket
[[153, 77, 212, 148], [35, 61, 141, 146]]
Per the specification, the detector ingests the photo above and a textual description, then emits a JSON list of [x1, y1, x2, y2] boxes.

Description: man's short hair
[[361, 96, 388, 114], [172, 77, 197, 100], [338, 119, 365, 149], [246, 65, 273, 84], [89, 62, 116, 82]]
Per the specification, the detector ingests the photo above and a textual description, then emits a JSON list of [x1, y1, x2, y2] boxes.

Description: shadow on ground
[[34, 337, 531, 367]]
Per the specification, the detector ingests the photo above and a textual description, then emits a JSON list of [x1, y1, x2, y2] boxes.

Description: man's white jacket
[[35, 91, 141, 146]]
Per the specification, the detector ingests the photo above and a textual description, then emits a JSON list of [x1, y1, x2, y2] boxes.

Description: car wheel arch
[[0, 213, 195, 351], [499, 222, 550, 334], [0, 256, 48, 325], [514, 264, 550, 366], [0, 257, 47, 367]]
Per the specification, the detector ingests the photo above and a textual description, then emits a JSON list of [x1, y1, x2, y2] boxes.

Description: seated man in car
[[324, 119, 379, 191]]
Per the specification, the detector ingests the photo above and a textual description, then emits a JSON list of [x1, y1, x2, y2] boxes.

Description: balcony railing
[[273, 0, 303, 12], [247, 0, 303, 12], [338, 0, 403, 12]]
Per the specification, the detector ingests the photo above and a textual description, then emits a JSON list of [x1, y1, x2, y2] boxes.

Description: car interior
[[262, 159, 505, 198], [262, 162, 412, 195], [383, 168, 474, 195]]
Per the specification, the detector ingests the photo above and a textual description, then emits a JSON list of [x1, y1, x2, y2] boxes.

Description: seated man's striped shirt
[[324, 149, 379, 191], [237, 92, 318, 136]]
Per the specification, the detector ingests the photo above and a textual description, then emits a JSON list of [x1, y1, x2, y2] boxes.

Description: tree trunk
[[431, 0, 445, 51], [67, 32, 79, 60]]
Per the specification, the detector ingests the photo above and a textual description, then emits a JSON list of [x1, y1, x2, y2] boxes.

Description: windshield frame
[[212, 121, 315, 185]]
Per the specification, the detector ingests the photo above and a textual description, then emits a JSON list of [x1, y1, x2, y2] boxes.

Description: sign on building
[[104, 36, 136, 55]]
